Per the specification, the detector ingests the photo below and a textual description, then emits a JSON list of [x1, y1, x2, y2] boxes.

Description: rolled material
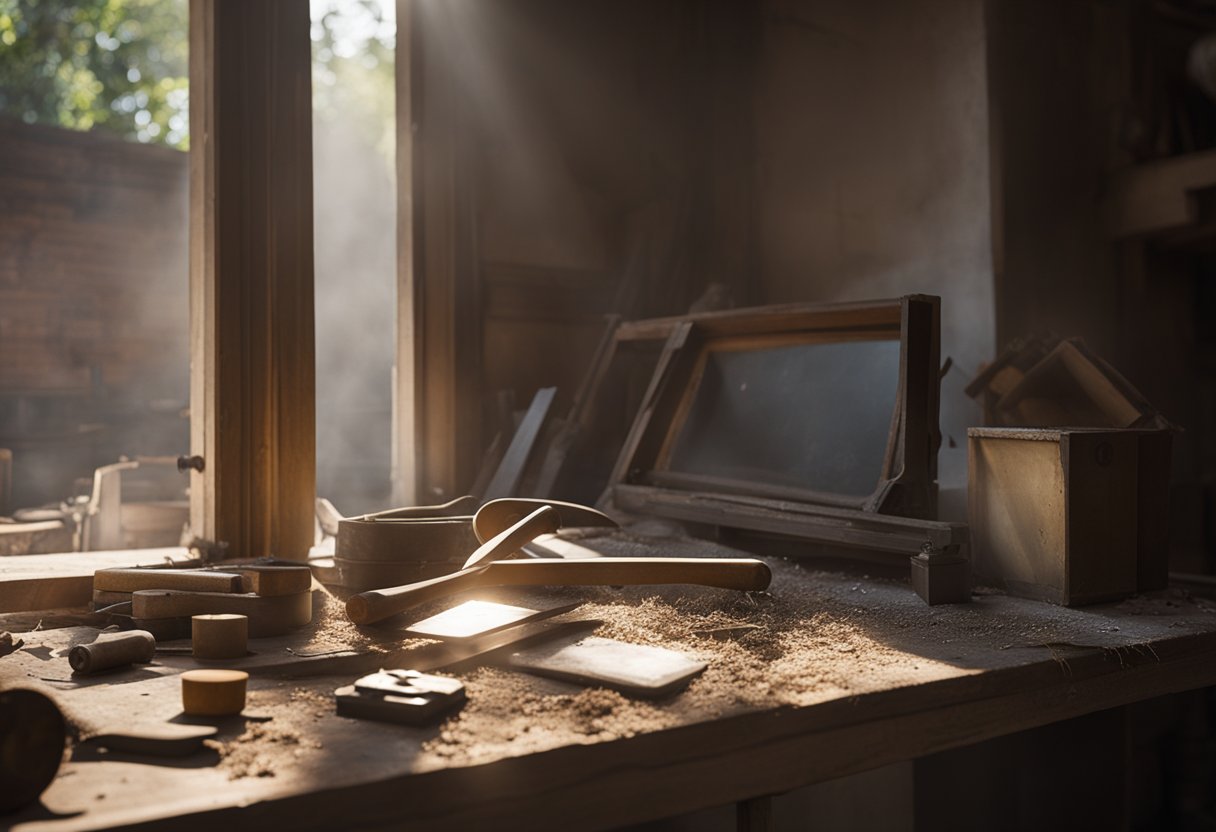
[[181, 669, 248, 716], [192, 614, 248, 660], [68, 630, 156, 675]]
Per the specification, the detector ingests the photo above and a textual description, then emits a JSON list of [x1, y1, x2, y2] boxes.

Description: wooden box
[[968, 427, 1171, 605]]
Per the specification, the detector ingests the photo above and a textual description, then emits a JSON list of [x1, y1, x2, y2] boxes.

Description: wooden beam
[[188, 0, 316, 560], [410, 0, 482, 501], [394, 0, 417, 507]]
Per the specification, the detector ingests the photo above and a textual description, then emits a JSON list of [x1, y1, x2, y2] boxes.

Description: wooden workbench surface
[[4, 531, 1216, 832]]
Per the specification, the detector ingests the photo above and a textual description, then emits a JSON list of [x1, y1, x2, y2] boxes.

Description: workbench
[[3, 532, 1216, 831]]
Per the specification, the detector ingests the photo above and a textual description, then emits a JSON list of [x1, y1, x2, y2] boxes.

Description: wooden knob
[[181, 669, 248, 716], [192, 614, 248, 660]]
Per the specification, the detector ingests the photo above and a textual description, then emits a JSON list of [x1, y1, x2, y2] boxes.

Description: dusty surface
[[3, 525, 1216, 829]]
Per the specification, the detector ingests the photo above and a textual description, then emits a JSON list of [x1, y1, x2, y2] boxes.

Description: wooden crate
[[968, 427, 1171, 605]]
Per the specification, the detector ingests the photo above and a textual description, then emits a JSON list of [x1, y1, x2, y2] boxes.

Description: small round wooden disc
[[181, 669, 248, 716], [192, 613, 248, 660]]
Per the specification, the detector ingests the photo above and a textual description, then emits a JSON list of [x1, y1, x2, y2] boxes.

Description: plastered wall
[[754, 0, 995, 500]]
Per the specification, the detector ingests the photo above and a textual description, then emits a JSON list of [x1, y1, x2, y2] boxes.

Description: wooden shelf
[[1105, 148, 1216, 239]]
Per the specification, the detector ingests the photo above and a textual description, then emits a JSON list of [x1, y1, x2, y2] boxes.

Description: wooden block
[[131, 589, 312, 637], [222, 565, 314, 597], [192, 614, 248, 660], [507, 635, 707, 698], [995, 341, 1150, 429], [180, 669, 248, 716], [94, 568, 243, 594], [968, 428, 1139, 605]]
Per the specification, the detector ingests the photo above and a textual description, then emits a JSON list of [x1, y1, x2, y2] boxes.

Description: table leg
[[737, 795, 773, 832]]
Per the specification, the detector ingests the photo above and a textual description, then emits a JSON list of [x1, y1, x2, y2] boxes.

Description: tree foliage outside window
[[0, 0, 394, 157], [0, 0, 188, 149], [311, 0, 395, 169]]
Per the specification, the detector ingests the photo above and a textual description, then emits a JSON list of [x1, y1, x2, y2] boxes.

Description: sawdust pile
[[288, 686, 333, 720], [303, 587, 382, 653], [205, 722, 322, 780], [417, 558, 926, 766], [200, 527, 1216, 775], [410, 529, 1216, 767]]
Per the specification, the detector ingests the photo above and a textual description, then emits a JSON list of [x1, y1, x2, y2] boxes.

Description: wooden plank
[[0, 547, 194, 613], [394, 0, 417, 507], [11, 594, 1216, 832], [614, 297, 906, 342], [482, 387, 557, 500], [413, 1, 482, 500], [189, 1, 316, 560]]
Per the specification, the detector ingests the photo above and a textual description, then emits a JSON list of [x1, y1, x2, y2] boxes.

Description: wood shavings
[[204, 723, 321, 780], [0, 631, 24, 657]]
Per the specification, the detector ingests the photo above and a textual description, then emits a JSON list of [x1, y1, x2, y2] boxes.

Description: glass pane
[[0, 1, 190, 553], [666, 339, 901, 497]]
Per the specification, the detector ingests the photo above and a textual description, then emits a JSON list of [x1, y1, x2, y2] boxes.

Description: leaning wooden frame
[[605, 295, 969, 604]]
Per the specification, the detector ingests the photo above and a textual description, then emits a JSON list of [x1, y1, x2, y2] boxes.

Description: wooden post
[[403, 0, 482, 502], [394, 0, 417, 507], [188, 0, 316, 560]]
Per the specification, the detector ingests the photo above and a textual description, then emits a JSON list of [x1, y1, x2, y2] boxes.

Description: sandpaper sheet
[[506, 635, 707, 698], [404, 599, 581, 641]]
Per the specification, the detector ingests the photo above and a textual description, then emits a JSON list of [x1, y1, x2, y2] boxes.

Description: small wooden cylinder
[[181, 669, 248, 716], [192, 614, 248, 660], [68, 630, 156, 675]]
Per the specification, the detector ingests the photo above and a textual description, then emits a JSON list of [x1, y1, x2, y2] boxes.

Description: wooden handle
[[462, 504, 561, 569], [346, 566, 488, 625], [347, 506, 563, 624], [485, 558, 772, 592], [345, 557, 771, 625]]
